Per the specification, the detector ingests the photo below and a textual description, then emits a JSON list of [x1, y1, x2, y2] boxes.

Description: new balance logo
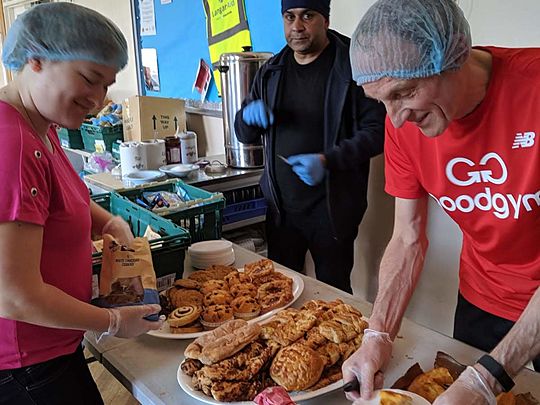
[[512, 132, 536, 149]]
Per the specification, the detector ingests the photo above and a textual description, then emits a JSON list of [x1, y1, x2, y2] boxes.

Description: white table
[[84, 245, 540, 404]]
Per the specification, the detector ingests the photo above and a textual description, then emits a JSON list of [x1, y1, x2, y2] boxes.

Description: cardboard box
[[122, 95, 186, 142]]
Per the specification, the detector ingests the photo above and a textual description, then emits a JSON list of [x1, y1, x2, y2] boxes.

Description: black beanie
[[281, 0, 331, 18]]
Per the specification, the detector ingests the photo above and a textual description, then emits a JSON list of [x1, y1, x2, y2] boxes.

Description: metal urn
[[219, 48, 272, 168]]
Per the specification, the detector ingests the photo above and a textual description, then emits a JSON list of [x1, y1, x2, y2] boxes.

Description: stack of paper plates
[[188, 240, 235, 269]]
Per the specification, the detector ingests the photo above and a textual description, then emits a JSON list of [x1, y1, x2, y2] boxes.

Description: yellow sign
[[203, 0, 252, 94], [208, 0, 241, 35]]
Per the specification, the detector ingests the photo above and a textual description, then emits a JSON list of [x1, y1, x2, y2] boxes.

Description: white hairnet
[[2, 2, 128, 71], [350, 0, 471, 85]]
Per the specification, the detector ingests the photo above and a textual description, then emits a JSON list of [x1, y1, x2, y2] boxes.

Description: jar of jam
[[165, 136, 181, 164]]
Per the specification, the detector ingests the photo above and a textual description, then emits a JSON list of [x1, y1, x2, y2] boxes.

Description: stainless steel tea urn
[[219, 48, 272, 168]]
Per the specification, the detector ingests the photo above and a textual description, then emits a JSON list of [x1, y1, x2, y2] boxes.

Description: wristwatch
[[477, 354, 515, 392]]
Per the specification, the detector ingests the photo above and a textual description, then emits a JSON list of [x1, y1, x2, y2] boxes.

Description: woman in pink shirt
[[0, 3, 162, 404]]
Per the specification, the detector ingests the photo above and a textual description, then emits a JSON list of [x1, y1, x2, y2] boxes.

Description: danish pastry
[[244, 258, 274, 279], [408, 367, 453, 403], [496, 392, 517, 405], [210, 380, 261, 402], [259, 291, 294, 314], [167, 305, 202, 327], [318, 319, 357, 343], [307, 364, 342, 391], [270, 343, 325, 391], [170, 321, 203, 334], [380, 390, 413, 405], [258, 280, 292, 299], [180, 358, 203, 377], [252, 271, 293, 288], [224, 270, 252, 286]]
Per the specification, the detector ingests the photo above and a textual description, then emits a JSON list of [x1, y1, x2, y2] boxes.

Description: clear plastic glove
[[102, 215, 134, 246], [432, 366, 497, 405], [98, 304, 164, 341], [242, 100, 274, 128], [342, 329, 393, 401], [287, 154, 325, 186]]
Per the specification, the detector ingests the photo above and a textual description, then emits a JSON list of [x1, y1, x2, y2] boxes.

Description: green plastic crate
[[111, 139, 122, 161], [118, 180, 225, 243], [57, 127, 84, 149], [91, 192, 191, 292], [81, 123, 123, 152]]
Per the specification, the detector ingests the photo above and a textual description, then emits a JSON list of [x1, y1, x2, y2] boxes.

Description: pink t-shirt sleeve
[[0, 114, 50, 225], [384, 118, 426, 199]]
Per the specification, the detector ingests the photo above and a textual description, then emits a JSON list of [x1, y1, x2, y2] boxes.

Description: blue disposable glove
[[242, 100, 274, 128], [287, 154, 325, 186]]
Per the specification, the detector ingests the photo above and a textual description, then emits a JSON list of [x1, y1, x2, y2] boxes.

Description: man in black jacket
[[234, 0, 385, 293]]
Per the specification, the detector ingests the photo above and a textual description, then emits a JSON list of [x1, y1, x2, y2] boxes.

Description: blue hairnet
[[350, 0, 471, 85], [2, 3, 128, 71]]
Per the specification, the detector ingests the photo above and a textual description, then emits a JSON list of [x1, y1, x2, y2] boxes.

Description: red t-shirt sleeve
[[0, 115, 50, 225], [384, 117, 426, 199]]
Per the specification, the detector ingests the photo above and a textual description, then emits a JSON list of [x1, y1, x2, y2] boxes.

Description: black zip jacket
[[234, 30, 386, 240]]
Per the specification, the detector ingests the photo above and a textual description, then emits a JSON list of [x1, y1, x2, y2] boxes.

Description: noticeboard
[[134, 0, 286, 104]]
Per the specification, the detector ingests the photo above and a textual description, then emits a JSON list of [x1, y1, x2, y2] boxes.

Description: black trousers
[[266, 200, 357, 293], [0, 345, 103, 405], [454, 293, 540, 372]]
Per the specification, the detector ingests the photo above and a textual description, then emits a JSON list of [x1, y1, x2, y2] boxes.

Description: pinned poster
[[141, 48, 160, 92], [193, 59, 212, 101], [139, 0, 157, 36]]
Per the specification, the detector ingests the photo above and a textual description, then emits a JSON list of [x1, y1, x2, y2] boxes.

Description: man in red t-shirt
[[341, 1, 540, 404]]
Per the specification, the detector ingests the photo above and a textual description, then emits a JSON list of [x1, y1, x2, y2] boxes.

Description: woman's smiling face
[[30, 59, 117, 129]]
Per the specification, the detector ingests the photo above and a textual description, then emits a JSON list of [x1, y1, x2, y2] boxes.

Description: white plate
[[159, 163, 199, 178], [190, 250, 236, 269], [353, 389, 430, 405], [188, 240, 233, 255], [191, 256, 235, 269], [123, 170, 167, 184], [147, 267, 304, 340], [189, 251, 235, 262], [177, 365, 343, 405]]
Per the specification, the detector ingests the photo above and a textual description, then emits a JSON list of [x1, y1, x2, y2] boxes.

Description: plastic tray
[[91, 192, 191, 292], [81, 123, 124, 152], [118, 180, 225, 243], [222, 184, 263, 204], [57, 127, 84, 149], [223, 197, 267, 224]]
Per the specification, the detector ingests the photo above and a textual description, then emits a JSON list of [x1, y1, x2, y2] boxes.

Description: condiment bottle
[[180, 131, 198, 164]]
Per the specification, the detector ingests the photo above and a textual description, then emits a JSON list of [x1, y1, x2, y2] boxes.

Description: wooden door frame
[[0, 0, 13, 82]]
